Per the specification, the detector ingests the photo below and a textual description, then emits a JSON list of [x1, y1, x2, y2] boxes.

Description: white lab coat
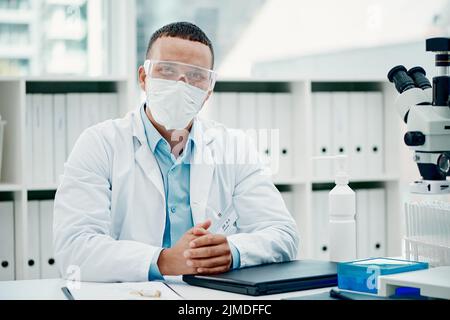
[[53, 106, 299, 282]]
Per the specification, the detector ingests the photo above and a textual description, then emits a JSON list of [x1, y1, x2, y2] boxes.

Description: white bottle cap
[[312, 155, 349, 185], [334, 155, 349, 185]]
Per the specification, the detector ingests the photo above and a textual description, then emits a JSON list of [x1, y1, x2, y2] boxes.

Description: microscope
[[388, 37, 450, 194]]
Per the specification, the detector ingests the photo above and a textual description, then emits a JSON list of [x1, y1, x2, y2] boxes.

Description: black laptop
[[182, 260, 337, 296]]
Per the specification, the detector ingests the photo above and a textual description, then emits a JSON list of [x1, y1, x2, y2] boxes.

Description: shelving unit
[[0, 76, 404, 280], [211, 79, 403, 259], [0, 76, 130, 280], [312, 175, 399, 184], [0, 183, 21, 191]]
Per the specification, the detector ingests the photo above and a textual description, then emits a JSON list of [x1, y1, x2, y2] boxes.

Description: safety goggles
[[144, 59, 217, 91]]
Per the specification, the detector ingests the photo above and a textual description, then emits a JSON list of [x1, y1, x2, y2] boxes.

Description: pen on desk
[[329, 288, 353, 300], [163, 282, 184, 299], [61, 287, 75, 300]]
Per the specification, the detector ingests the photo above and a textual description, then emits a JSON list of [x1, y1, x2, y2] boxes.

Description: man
[[54, 22, 299, 282]]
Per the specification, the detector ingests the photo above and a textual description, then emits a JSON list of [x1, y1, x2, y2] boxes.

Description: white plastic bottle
[[328, 155, 356, 262]]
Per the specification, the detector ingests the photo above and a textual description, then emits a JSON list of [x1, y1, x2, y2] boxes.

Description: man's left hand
[[183, 233, 232, 274]]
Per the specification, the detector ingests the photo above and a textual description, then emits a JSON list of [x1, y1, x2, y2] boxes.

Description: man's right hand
[[157, 220, 212, 276]]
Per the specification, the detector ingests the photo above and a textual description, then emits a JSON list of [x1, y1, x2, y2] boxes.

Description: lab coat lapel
[[131, 108, 165, 200], [135, 145, 165, 199], [190, 119, 216, 224]]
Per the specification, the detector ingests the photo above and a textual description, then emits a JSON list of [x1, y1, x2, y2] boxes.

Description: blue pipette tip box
[[337, 258, 428, 294]]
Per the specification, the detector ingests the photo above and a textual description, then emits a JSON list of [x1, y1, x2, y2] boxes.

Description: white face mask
[[145, 78, 208, 130]]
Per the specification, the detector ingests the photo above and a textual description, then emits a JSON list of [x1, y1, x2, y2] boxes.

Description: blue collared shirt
[[140, 105, 240, 280]]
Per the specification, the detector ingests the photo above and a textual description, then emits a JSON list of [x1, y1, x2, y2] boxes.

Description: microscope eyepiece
[[426, 37, 450, 77], [387, 65, 416, 94], [408, 66, 432, 90], [426, 37, 450, 52]]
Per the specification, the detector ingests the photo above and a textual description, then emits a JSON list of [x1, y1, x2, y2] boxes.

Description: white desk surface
[[0, 276, 333, 300]]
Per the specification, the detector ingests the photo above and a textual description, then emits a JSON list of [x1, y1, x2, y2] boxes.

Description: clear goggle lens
[[144, 59, 216, 91]]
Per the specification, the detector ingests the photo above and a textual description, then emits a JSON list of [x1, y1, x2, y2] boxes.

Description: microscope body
[[388, 38, 450, 194], [407, 104, 450, 153], [407, 104, 450, 193]]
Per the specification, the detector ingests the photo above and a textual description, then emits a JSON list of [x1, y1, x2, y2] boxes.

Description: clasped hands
[[157, 220, 233, 275]]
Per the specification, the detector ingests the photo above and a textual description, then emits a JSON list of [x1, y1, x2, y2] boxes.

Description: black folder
[[182, 260, 338, 296]]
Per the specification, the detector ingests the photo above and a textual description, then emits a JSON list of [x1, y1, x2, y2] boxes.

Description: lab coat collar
[[189, 116, 216, 224], [131, 103, 149, 146], [139, 103, 164, 153], [130, 105, 165, 200]]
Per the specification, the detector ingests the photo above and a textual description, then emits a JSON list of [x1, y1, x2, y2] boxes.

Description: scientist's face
[[138, 36, 213, 92]]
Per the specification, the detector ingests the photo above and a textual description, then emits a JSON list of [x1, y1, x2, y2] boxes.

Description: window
[[0, 0, 109, 76], [136, 0, 449, 79], [136, 0, 267, 74]]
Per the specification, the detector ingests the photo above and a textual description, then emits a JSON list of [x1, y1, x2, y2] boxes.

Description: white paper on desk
[[68, 282, 182, 300]]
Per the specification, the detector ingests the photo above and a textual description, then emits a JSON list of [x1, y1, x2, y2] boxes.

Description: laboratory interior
[[0, 0, 449, 302]]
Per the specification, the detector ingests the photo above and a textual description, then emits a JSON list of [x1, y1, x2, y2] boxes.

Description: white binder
[[100, 93, 119, 121], [355, 189, 370, 259], [280, 190, 297, 257], [25, 94, 33, 185], [331, 92, 350, 165], [31, 94, 44, 185], [273, 93, 293, 181], [366, 92, 384, 175], [312, 190, 330, 261], [53, 94, 67, 184], [80, 93, 100, 130], [280, 190, 294, 217], [26, 201, 41, 279], [99, 93, 109, 121], [66, 93, 82, 154], [312, 92, 332, 179], [218, 92, 239, 129], [111, 93, 120, 119], [368, 188, 386, 257], [39, 200, 59, 279], [199, 92, 219, 121], [237, 92, 257, 130], [348, 93, 367, 178], [42, 95, 54, 185], [256, 93, 274, 173], [0, 201, 15, 281]]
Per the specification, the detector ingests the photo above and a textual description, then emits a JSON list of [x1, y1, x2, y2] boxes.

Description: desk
[[0, 276, 333, 300]]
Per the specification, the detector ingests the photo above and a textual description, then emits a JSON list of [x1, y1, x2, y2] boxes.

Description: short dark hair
[[146, 22, 214, 68]]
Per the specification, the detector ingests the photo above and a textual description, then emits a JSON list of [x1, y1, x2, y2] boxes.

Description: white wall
[[252, 41, 436, 81]]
